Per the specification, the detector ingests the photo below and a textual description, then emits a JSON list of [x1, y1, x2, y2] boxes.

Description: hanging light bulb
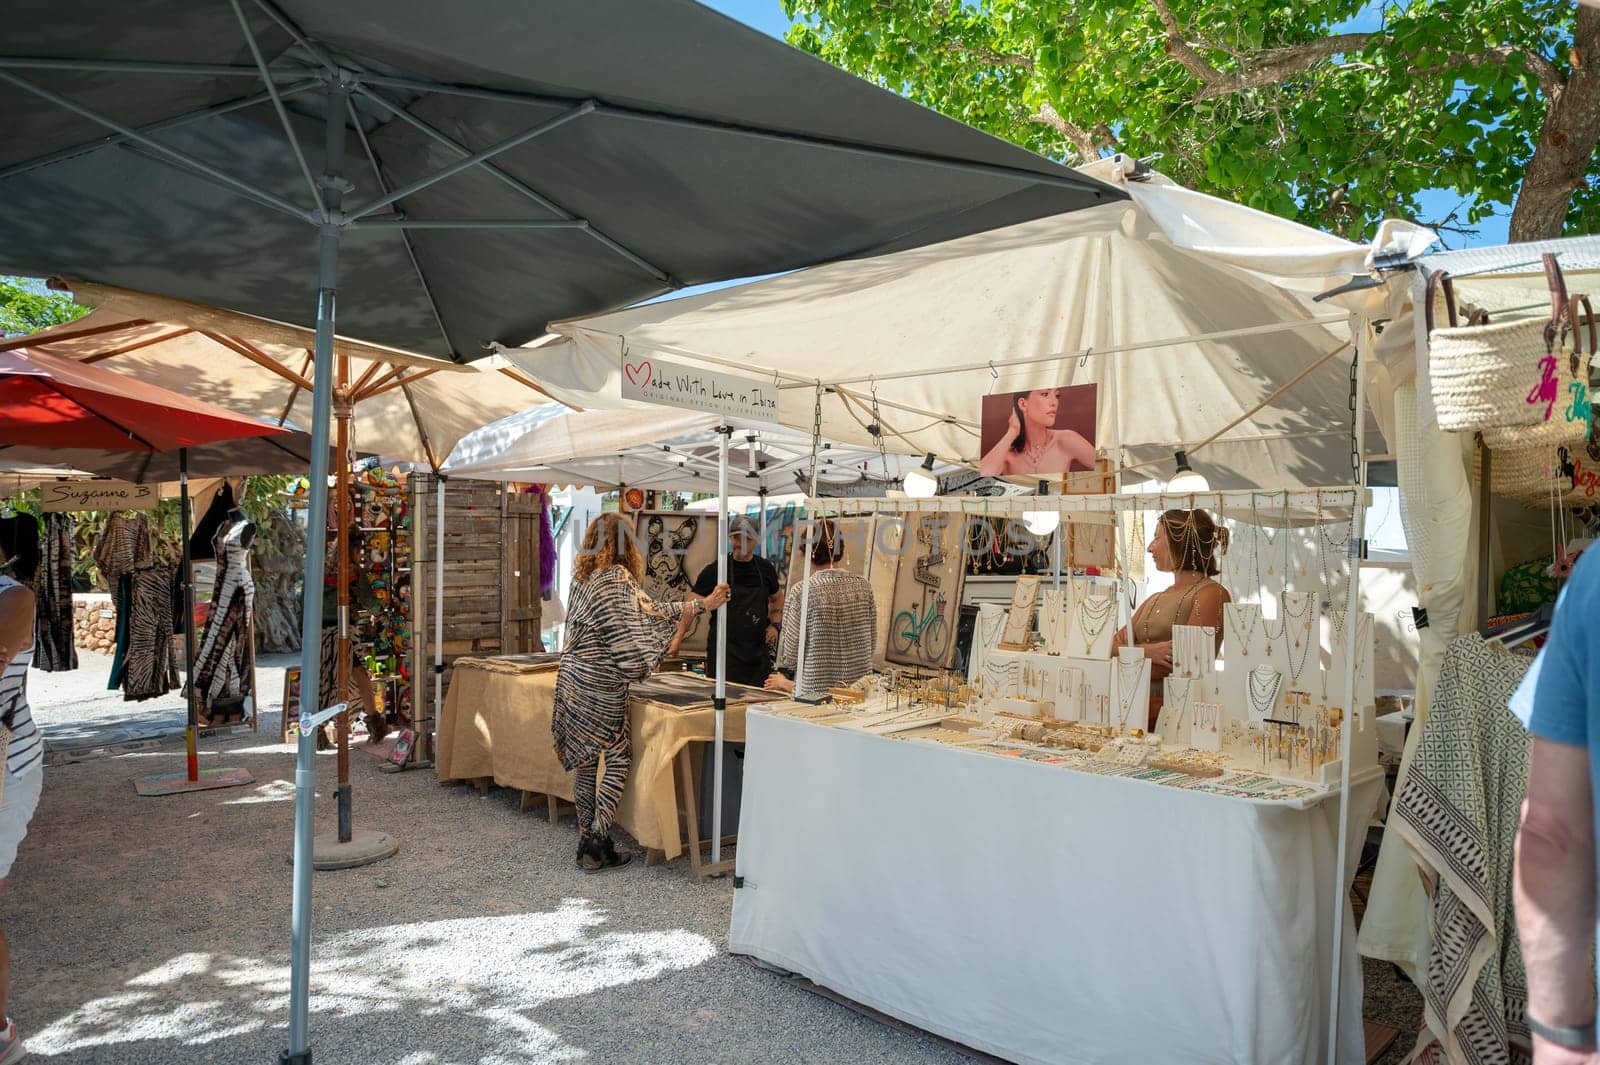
[[1023, 479, 1060, 536], [903, 453, 939, 498], [1168, 449, 1210, 494]]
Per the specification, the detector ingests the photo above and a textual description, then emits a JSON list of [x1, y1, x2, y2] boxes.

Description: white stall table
[[730, 709, 1383, 1065]]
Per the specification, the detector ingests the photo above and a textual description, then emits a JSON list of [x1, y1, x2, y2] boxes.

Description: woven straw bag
[[1481, 341, 1592, 449], [1428, 257, 1575, 433], [1479, 441, 1599, 507]]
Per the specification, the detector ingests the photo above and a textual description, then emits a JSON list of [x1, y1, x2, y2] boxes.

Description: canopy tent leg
[[1326, 347, 1369, 1065], [180, 447, 199, 782], [712, 426, 730, 868], [335, 354, 352, 842], [431, 474, 445, 765]]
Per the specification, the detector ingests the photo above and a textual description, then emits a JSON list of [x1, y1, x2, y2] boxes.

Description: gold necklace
[[1115, 657, 1144, 730]]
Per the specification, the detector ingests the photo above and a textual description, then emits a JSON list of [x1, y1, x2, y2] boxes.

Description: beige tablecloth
[[437, 656, 761, 860]]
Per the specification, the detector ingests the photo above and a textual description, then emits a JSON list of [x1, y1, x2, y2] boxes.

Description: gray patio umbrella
[[0, 4, 1120, 1057]]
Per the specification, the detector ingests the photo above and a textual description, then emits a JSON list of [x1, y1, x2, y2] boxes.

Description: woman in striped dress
[[0, 521, 44, 1063], [552, 513, 727, 873]]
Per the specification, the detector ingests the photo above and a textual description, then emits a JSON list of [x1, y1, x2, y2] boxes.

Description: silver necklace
[[1226, 603, 1262, 657], [1279, 592, 1316, 689], [1248, 665, 1284, 719], [1115, 658, 1145, 730]]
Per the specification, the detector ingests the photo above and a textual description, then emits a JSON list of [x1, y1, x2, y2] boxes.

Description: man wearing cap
[[692, 516, 782, 687]]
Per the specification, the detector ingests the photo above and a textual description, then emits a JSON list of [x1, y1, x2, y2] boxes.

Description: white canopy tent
[[442, 404, 965, 495], [513, 156, 1452, 1062], [510, 157, 1424, 490]]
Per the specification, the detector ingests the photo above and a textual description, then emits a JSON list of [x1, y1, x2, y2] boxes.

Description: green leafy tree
[[0, 276, 88, 335], [784, 0, 1598, 241]]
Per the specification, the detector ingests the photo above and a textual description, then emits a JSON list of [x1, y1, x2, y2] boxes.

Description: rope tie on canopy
[[1120, 339, 1353, 475]]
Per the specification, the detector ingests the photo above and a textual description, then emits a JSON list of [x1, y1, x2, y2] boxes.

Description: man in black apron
[[692, 516, 782, 687]]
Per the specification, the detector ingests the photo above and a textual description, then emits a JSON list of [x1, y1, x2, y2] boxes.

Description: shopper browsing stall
[[766, 519, 876, 699], [553, 513, 728, 873], [0, 519, 43, 1064], [692, 516, 782, 687], [1111, 509, 1231, 730]]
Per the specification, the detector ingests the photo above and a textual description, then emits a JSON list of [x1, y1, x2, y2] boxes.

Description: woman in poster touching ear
[[979, 388, 1095, 477]]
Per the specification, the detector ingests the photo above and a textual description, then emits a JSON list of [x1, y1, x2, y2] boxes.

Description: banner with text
[[40, 480, 161, 512], [620, 354, 779, 424]]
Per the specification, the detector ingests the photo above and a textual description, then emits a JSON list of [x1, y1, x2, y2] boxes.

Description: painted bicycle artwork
[[884, 511, 965, 669]]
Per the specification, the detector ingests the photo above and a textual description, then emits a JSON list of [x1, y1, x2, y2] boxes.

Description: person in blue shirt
[[1512, 545, 1600, 1064]]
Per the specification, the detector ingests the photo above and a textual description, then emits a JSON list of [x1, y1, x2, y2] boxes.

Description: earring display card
[[1172, 624, 1218, 679], [967, 602, 1007, 683], [1038, 589, 1071, 656], [1190, 699, 1224, 751], [1111, 654, 1151, 734], [1157, 675, 1198, 747], [1073, 657, 1114, 727], [1000, 574, 1041, 650], [1064, 594, 1117, 660]]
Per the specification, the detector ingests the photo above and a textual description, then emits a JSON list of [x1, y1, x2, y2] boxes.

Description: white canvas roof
[[443, 404, 962, 494], [511, 158, 1420, 490]]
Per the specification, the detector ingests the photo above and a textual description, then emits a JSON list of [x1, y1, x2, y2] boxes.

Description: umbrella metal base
[[309, 828, 399, 870], [134, 767, 254, 796]]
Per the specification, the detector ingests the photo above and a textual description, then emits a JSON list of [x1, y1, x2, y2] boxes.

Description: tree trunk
[[1510, 8, 1600, 242]]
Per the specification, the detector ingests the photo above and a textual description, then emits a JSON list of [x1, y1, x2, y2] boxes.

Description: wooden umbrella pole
[[334, 355, 353, 844]]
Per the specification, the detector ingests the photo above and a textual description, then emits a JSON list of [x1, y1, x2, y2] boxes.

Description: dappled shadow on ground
[[28, 901, 716, 1064]]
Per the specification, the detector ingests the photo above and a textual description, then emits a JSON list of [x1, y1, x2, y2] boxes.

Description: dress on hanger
[[192, 518, 255, 708], [93, 512, 177, 701], [32, 513, 77, 672]]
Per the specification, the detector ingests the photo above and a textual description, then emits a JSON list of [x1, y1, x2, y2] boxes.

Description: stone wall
[[72, 595, 117, 654]]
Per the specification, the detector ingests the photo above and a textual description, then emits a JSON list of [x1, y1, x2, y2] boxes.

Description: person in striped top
[[0, 518, 43, 1063]]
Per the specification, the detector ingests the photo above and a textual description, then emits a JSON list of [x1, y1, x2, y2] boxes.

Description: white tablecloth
[[730, 711, 1382, 1065]]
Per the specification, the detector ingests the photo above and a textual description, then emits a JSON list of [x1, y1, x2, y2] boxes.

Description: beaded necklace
[[1279, 592, 1316, 690], [1074, 595, 1115, 644], [1226, 603, 1263, 658], [1247, 665, 1284, 719]]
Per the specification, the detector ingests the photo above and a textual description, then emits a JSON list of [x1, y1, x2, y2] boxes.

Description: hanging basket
[[1477, 441, 1596, 508], [1429, 317, 1555, 433], [1481, 347, 1592, 448]]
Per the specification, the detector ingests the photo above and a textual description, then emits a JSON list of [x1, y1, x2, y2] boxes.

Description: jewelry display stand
[[1037, 589, 1070, 656], [1111, 648, 1151, 734], [1245, 664, 1285, 724], [1157, 675, 1198, 747], [1171, 624, 1218, 684], [1189, 700, 1224, 751], [1063, 594, 1116, 659], [1076, 658, 1114, 727], [998, 575, 1040, 651], [967, 603, 1007, 683]]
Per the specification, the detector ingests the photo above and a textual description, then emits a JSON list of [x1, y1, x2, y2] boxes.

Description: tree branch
[[1412, 45, 1562, 99], [1194, 34, 1377, 100], [1148, 0, 1226, 85], [1029, 102, 1116, 161]]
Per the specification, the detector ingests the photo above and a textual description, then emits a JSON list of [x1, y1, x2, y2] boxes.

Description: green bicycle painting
[[891, 592, 950, 665]]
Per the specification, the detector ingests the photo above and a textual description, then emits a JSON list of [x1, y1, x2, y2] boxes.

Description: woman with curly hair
[[552, 512, 728, 872]]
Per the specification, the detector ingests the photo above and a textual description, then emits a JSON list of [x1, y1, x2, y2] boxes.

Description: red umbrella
[[0, 346, 289, 449], [0, 344, 287, 787]]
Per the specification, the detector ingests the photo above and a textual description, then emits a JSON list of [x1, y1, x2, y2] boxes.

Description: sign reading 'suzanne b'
[[40, 480, 160, 512], [619, 354, 779, 424]]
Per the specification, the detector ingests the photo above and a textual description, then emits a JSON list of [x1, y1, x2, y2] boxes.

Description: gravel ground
[[8, 677, 1425, 1064]]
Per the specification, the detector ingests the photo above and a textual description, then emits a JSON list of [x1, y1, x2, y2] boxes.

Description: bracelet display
[[1528, 1012, 1598, 1049]]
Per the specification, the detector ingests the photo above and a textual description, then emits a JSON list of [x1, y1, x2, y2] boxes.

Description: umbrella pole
[[712, 427, 729, 867], [335, 356, 352, 843], [758, 487, 768, 559], [180, 447, 199, 782], [432, 475, 444, 762]]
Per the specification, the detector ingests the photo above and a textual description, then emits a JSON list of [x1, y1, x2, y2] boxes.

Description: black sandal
[[576, 832, 631, 874]]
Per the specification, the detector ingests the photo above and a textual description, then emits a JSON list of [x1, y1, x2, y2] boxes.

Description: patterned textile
[[1392, 633, 1531, 1065], [573, 730, 629, 837], [776, 569, 877, 700], [0, 575, 43, 777], [1497, 557, 1554, 616], [93, 512, 152, 584], [32, 513, 76, 673], [315, 626, 374, 720], [551, 566, 684, 773], [192, 520, 254, 705], [120, 566, 179, 702]]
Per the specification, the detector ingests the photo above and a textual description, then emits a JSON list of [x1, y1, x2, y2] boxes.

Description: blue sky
[[704, 0, 1511, 249]]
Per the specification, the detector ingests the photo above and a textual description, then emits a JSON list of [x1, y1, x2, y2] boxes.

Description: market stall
[[436, 657, 767, 875]]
